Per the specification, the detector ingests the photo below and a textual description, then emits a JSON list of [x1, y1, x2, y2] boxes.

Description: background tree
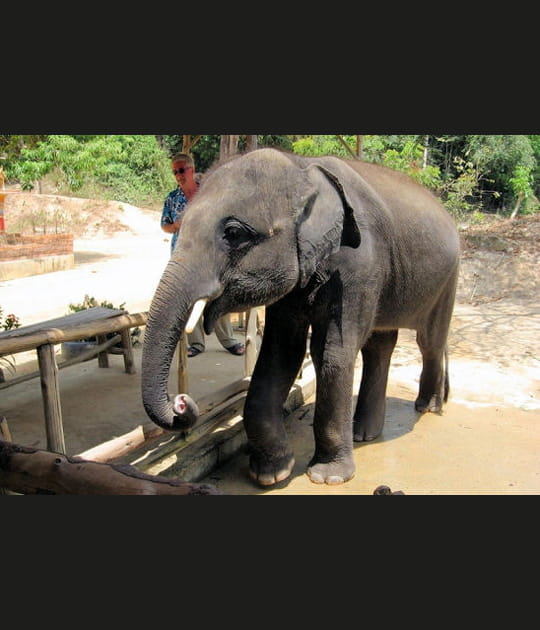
[[2, 134, 538, 219], [3, 135, 173, 206]]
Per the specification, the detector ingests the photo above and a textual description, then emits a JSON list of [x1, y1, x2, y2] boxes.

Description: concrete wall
[[0, 233, 74, 280]]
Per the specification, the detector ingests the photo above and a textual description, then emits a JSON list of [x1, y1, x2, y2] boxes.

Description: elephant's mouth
[[202, 299, 220, 334], [202, 296, 253, 335]]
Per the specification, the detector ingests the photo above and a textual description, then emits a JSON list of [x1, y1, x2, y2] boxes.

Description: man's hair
[[171, 152, 195, 167]]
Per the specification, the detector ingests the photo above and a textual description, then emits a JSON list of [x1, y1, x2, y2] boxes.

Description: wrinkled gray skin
[[141, 148, 460, 487]]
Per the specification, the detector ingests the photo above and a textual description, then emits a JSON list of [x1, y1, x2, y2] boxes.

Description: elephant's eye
[[222, 218, 261, 250]]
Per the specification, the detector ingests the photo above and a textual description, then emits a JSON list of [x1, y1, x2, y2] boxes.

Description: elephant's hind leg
[[353, 329, 398, 442], [415, 287, 455, 413], [414, 343, 448, 413]]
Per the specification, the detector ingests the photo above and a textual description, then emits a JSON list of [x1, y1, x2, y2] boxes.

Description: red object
[[0, 191, 7, 233]]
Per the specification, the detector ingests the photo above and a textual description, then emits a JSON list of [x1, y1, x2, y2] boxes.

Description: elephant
[[141, 148, 460, 487]]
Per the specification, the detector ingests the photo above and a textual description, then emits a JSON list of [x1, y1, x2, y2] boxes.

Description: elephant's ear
[[296, 164, 361, 288]]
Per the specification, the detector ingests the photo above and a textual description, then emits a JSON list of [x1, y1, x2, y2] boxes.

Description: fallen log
[[0, 439, 221, 495]]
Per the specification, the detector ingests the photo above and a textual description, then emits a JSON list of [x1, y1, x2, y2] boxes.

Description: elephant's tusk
[[185, 298, 208, 333]]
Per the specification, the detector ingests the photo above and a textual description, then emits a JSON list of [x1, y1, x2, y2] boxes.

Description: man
[[160, 152, 245, 357]]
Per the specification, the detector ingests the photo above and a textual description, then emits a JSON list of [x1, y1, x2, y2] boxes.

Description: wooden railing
[[0, 306, 315, 491], [0, 307, 264, 457]]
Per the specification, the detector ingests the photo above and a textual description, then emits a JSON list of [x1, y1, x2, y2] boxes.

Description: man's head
[[171, 153, 196, 190]]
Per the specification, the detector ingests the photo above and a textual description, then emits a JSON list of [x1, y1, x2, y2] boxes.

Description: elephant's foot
[[248, 452, 295, 487], [307, 456, 355, 485], [415, 393, 443, 414], [353, 418, 383, 442]]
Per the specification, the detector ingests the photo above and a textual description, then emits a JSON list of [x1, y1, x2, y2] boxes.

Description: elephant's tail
[[444, 346, 450, 402]]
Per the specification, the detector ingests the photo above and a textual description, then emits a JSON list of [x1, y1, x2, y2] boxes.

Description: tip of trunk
[[143, 393, 199, 432]]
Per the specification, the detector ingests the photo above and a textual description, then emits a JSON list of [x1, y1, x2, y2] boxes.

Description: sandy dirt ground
[[1, 195, 539, 494]]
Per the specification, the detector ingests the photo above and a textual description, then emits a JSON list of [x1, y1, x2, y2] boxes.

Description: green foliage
[[439, 157, 481, 219], [4, 135, 173, 207], [164, 135, 295, 172], [292, 134, 539, 218], [67, 295, 140, 345], [292, 135, 358, 157], [2, 134, 538, 219], [381, 139, 442, 190], [509, 165, 534, 198], [293, 135, 443, 191], [67, 294, 126, 313], [465, 135, 537, 211], [527, 135, 540, 197], [509, 165, 539, 215]]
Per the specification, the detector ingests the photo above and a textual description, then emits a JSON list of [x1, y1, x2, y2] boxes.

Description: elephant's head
[[141, 148, 360, 431]]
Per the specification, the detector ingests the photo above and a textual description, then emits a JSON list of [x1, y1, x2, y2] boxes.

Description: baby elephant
[[142, 148, 460, 487]]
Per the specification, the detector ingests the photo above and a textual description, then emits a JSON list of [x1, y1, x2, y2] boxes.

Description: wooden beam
[[0, 311, 147, 356], [0, 334, 123, 390], [75, 423, 165, 463]]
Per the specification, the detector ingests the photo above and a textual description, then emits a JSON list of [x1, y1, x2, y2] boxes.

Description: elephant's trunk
[[141, 260, 219, 432]]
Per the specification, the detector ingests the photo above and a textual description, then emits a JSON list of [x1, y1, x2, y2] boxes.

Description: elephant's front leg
[[243, 303, 309, 486], [307, 326, 359, 485]]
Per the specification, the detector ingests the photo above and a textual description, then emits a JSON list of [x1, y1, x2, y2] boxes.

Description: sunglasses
[[172, 166, 192, 175]]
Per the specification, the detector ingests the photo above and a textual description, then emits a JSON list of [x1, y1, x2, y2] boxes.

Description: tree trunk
[[0, 439, 221, 495], [155, 135, 167, 151], [220, 135, 240, 160], [423, 135, 430, 169], [356, 135, 364, 159], [245, 135, 258, 152], [510, 192, 524, 220]]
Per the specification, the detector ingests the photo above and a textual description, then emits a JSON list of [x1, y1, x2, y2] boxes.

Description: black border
[[3, 69, 538, 134]]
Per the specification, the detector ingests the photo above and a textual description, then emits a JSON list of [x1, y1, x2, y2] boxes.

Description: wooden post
[[177, 333, 189, 393], [36, 343, 66, 454], [119, 328, 136, 374], [96, 334, 109, 367]]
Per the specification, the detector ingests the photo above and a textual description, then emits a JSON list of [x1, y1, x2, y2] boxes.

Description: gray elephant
[[141, 148, 460, 487]]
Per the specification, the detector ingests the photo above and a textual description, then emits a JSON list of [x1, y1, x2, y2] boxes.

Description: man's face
[[172, 160, 194, 188]]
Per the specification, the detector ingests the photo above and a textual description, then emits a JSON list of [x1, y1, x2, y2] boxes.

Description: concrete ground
[[1, 203, 539, 495]]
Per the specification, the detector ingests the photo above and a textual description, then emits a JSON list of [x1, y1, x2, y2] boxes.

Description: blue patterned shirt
[[161, 187, 188, 253]]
